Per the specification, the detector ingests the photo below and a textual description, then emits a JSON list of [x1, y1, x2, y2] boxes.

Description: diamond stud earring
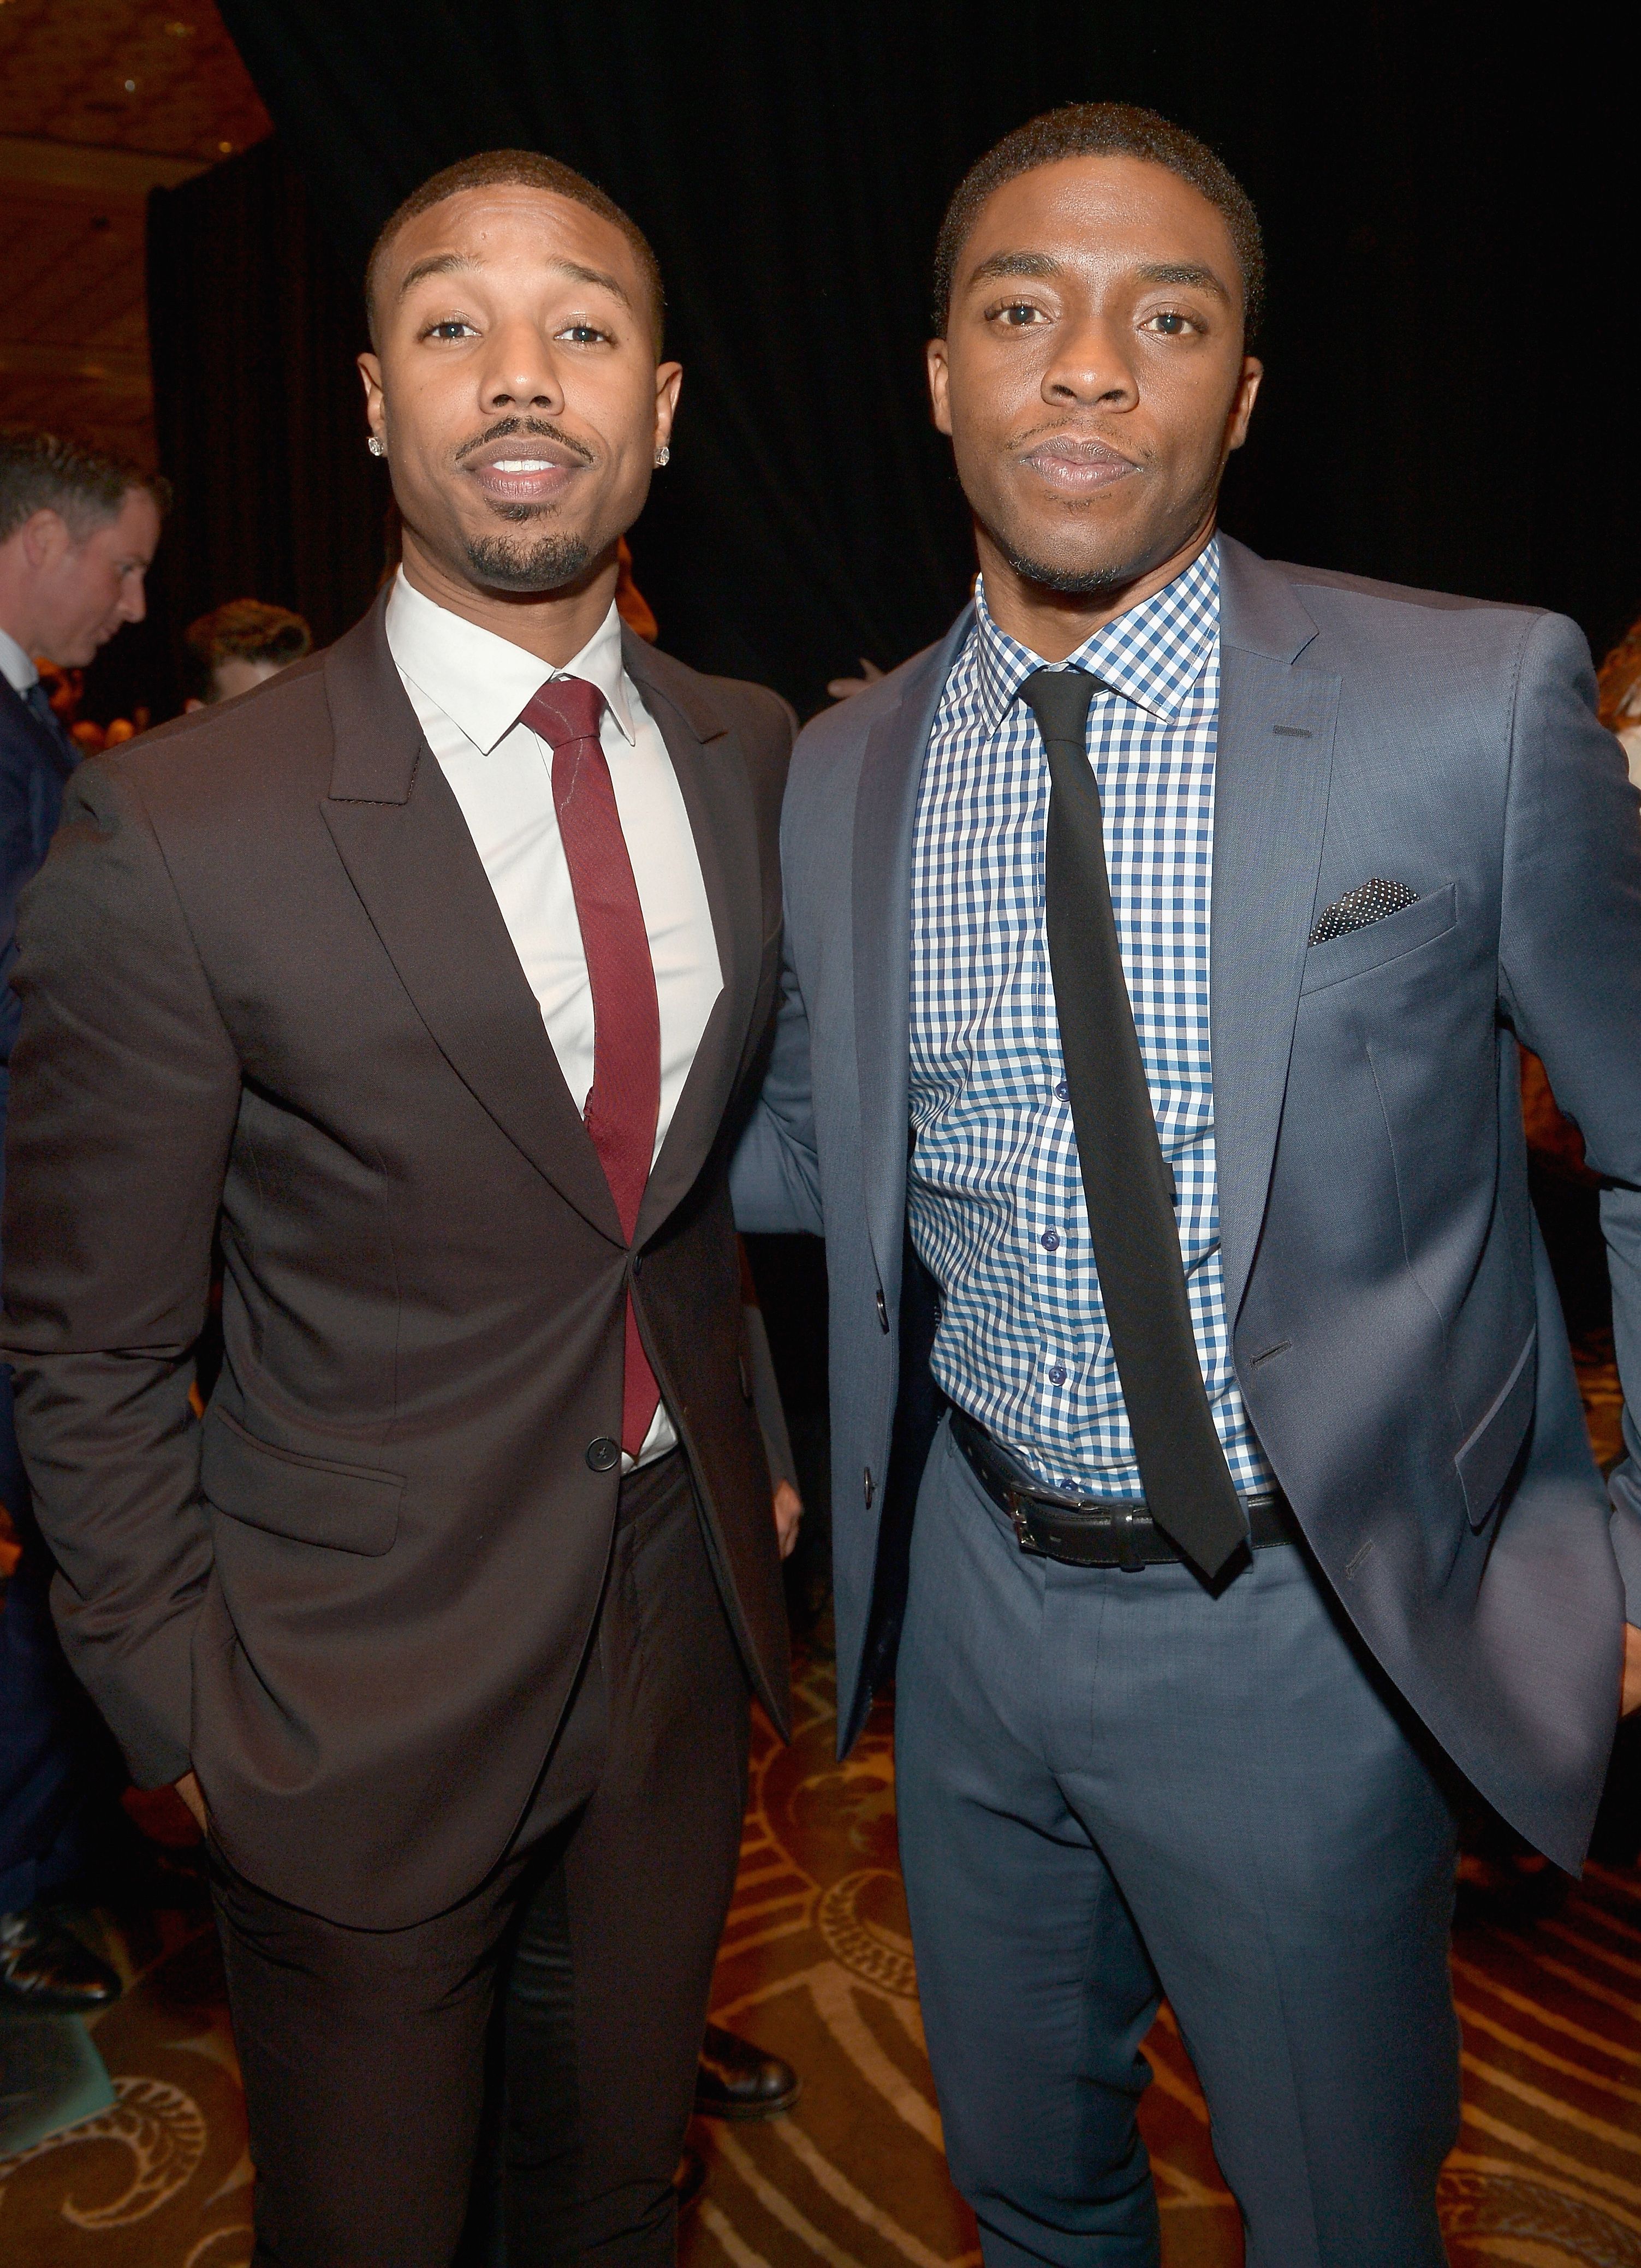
[[367, 435, 387, 457], [653, 444, 670, 467]]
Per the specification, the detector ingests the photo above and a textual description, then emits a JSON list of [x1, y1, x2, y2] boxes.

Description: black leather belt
[[950, 1407, 1295, 1570]]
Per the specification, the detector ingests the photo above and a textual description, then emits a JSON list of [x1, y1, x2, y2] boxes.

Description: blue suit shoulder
[[787, 633, 959, 815], [1262, 555, 1574, 663]]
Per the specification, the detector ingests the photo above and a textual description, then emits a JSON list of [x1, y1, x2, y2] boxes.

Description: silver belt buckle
[[1003, 1486, 1045, 1556]]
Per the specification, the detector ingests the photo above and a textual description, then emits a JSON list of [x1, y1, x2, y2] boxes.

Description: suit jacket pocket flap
[[201, 1408, 404, 1555], [1299, 882, 1457, 996], [1455, 1328, 1537, 1532]]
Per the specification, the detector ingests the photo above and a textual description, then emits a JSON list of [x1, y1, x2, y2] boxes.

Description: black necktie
[[23, 680, 76, 771], [1021, 666, 1248, 1579]]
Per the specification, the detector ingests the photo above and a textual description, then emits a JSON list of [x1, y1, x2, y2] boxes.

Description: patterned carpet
[[4, 1639, 1641, 2267]]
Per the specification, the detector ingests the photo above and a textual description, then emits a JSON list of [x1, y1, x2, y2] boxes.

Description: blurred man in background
[[0, 426, 164, 2010], [181, 598, 312, 710]]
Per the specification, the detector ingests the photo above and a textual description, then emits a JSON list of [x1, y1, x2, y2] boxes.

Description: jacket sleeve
[[0, 758, 240, 1783], [742, 1291, 798, 1496], [1496, 610, 1641, 1624], [0, 719, 51, 1067], [730, 931, 824, 1236]]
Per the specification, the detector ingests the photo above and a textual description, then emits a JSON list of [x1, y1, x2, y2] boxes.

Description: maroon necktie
[[521, 674, 662, 1457]]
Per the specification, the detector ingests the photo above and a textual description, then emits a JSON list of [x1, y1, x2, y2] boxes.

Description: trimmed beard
[[989, 526, 1134, 599], [462, 527, 591, 593]]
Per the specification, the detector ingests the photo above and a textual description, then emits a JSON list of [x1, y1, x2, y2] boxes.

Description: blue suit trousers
[[894, 1416, 1460, 2268]]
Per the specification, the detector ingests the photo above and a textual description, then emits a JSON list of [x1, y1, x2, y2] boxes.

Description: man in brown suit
[[1, 152, 792, 2266]]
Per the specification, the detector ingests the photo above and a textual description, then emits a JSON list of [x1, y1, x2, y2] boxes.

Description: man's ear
[[358, 353, 387, 451], [20, 509, 71, 573], [1226, 356, 1263, 453], [652, 360, 683, 454], [926, 337, 953, 437]]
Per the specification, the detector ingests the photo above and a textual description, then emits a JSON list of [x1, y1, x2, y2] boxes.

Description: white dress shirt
[[384, 570, 722, 1464], [0, 623, 39, 695]]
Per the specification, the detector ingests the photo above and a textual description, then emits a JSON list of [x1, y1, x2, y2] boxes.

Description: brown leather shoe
[[694, 2023, 800, 2120], [0, 1908, 121, 2012]]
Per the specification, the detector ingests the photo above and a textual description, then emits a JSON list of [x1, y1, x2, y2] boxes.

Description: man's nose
[[121, 572, 147, 625], [481, 322, 563, 411], [1042, 315, 1138, 410]]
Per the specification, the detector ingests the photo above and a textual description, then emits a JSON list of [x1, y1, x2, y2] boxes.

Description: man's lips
[[461, 436, 591, 505], [1016, 436, 1138, 496]]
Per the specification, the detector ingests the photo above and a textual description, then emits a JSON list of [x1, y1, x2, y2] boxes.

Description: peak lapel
[[1210, 540, 1338, 1323], [853, 616, 973, 1289], [624, 639, 761, 1244], [319, 600, 623, 1246]]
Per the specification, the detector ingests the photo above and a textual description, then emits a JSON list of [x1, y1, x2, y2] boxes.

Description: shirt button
[[1048, 1364, 1067, 1385], [1041, 1230, 1061, 1251], [1054, 1081, 1069, 1100], [585, 1437, 621, 1472]]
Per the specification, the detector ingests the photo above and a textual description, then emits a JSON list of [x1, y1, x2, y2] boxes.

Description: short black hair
[[932, 103, 1264, 341], [366, 150, 665, 350], [182, 598, 313, 704], [0, 427, 170, 546]]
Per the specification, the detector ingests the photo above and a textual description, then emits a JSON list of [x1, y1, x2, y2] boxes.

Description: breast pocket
[[1299, 882, 1458, 997], [200, 1407, 403, 1556]]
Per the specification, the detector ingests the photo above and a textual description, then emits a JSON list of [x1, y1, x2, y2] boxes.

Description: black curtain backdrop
[[129, 0, 1638, 723], [130, 139, 388, 720]]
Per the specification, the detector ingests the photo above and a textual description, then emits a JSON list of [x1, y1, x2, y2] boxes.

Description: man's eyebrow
[[551, 258, 633, 309], [964, 249, 1063, 290], [1135, 260, 1231, 301], [397, 252, 475, 299], [395, 251, 633, 311]]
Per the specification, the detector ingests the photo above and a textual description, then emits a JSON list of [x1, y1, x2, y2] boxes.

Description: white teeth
[[492, 458, 555, 472]]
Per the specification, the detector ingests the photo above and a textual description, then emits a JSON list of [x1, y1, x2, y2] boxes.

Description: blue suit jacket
[[732, 535, 1641, 1870], [0, 674, 76, 1137]]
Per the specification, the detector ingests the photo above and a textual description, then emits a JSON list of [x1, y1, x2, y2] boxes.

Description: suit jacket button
[[586, 1437, 621, 1472], [876, 1289, 889, 1332], [864, 1467, 875, 1509]]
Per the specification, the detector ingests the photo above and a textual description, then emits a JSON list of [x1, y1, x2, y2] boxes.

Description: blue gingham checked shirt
[[907, 536, 1274, 1502]]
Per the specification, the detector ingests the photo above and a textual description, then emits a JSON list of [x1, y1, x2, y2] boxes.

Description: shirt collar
[[970, 534, 1220, 737], [383, 568, 638, 755], [0, 624, 39, 697]]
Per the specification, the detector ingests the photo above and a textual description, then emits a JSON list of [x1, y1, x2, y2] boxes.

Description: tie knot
[[1020, 666, 1096, 748], [521, 672, 606, 751]]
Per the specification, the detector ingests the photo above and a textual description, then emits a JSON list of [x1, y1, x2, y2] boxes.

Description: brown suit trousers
[[212, 1450, 747, 2268]]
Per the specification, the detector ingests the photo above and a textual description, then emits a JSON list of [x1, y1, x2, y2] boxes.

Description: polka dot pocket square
[[1308, 878, 1419, 948]]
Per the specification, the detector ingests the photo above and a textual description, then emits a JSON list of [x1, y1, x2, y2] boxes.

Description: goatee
[[462, 530, 591, 593], [992, 532, 1132, 599]]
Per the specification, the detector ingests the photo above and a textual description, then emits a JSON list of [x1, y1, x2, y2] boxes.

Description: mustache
[[452, 416, 596, 467]]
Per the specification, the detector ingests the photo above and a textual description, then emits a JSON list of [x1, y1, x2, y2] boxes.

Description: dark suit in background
[[2, 597, 793, 2264], [0, 669, 108, 1925]]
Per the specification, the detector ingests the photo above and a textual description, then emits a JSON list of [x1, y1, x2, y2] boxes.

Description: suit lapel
[[0, 675, 76, 782], [853, 615, 973, 1289], [319, 600, 623, 1246], [1211, 538, 1339, 1323], [623, 637, 762, 1243]]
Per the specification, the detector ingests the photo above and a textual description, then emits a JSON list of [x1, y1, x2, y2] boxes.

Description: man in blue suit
[[733, 105, 1641, 2264], [0, 427, 163, 2007]]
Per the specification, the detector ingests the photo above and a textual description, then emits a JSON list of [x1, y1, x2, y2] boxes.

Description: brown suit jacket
[[0, 594, 793, 1927]]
